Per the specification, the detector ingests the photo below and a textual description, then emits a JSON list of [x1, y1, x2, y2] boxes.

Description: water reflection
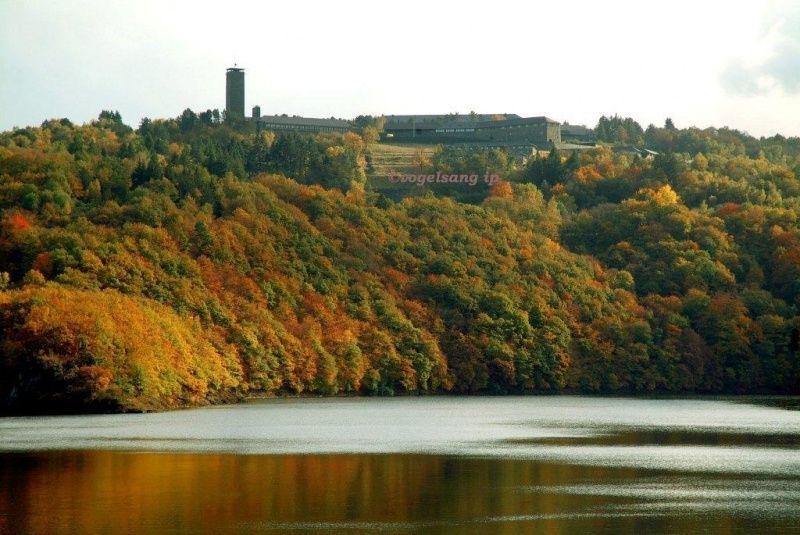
[[1, 397, 800, 534], [3, 451, 799, 535]]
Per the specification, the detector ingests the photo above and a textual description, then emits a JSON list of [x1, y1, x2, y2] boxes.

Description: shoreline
[[3, 391, 798, 418]]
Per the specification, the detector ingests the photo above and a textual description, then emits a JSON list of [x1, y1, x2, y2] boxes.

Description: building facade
[[561, 124, 596, 144], [256, 115, 351, 134], [383, 115, 561, 146]]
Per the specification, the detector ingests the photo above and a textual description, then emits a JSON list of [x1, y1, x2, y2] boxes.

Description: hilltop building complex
[[227, 67, 594, 149]]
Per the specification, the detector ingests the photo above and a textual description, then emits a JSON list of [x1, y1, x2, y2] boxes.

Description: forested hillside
[[0, 110, 798, 413]]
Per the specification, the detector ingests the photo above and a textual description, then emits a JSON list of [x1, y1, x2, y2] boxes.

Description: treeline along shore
[[0, 110, 799, 413]]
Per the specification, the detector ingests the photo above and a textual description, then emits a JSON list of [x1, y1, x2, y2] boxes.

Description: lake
[[1, 396, 799, 534]]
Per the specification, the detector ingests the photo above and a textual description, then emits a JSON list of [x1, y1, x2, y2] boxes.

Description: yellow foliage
[[0, 286, 242, 411], [635, 184, 680, 206], [326, 145, 345, 158], [342, 132, 364, 152]]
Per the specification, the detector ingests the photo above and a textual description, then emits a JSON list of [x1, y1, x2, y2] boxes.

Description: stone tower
[[226, 66, 245, 120]]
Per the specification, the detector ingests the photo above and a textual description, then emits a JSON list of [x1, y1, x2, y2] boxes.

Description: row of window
[[259, 123, 347, 132], [431, 124, 549, 134], [485, 123, 547, 130]]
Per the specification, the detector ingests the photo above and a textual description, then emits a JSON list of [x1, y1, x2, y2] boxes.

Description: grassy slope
[[366, 143, 436, 199]]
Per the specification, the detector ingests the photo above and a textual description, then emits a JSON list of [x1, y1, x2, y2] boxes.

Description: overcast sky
[[1, 0, 799, 137]]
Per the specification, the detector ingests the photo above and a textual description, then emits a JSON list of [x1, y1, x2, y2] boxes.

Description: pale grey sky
[[1, 0, 799, 137]]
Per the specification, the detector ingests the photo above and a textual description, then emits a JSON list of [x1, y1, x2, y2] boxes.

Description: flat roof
[[257, 115, 351, 128], [384, 115, 559, 131], [384, 113, 519, 124]]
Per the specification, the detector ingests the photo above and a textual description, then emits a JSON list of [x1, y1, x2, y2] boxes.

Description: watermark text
[[387, 172, 501, 187]]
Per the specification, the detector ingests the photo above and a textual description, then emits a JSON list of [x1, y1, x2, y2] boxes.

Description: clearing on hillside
[[366, 143, 436, 199]]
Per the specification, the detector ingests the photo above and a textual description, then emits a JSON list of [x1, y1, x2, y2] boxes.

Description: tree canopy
[[0, 110, 798, 412]]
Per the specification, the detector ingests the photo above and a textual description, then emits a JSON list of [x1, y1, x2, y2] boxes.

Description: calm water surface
[[1, 396, 799, 534]]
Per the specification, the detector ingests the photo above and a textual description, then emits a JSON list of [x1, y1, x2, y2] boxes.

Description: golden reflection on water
[[0, 451, 789, 535]]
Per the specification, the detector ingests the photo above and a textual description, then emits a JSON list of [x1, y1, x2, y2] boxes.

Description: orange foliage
[[717, 202, 741, 217], [32, 252, 54, 277], [9, 213, 31, 231], [574, 165, 603, 183], [488, 181, 513, 199], [518, 246, 534, 260], [383, 267, 410, 287]]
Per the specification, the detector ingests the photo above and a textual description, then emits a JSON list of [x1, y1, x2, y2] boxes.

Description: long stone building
[[254, 113, 351, 134], [381, 114, 561, 146]]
